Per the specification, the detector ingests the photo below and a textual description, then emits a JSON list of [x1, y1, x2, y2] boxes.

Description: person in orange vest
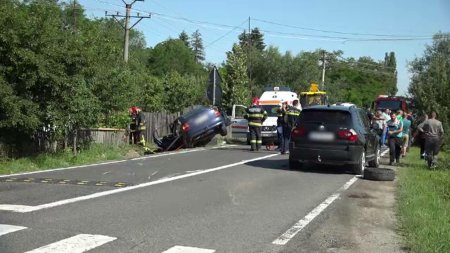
[[244, 97, 268, 151]]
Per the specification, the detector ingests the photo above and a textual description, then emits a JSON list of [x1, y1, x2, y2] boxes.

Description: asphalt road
[[1, 145, 361, 253]]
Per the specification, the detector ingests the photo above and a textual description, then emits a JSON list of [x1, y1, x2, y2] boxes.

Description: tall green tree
[[408, 33, 450, 145], [222, 44, 250, 111], [238, 28, 266, 52], [179, 30, 190, 48], [191, 30, 205, 63], [147, 39, 203, 76]]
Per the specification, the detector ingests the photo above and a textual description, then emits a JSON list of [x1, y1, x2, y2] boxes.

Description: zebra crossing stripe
[[0, 224, 27, 236], [162, 246, 215, 253], [24, 234, 116, 253]]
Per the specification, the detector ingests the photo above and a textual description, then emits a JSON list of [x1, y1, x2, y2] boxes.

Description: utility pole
[[247, 16, 253, 97], [320, 50, 326, 90], [106, 0, 150, 63]]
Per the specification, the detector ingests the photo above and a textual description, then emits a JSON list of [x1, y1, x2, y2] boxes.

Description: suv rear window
[[299, 110, 352, 125]]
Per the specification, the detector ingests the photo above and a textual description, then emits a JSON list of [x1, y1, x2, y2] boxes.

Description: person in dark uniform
[[276, 102, 288, 151], [244, 97, 267, 151], [128, 106, 146, 146], [281, 100, 301, 154]]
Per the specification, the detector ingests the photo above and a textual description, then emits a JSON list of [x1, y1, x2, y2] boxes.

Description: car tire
[[368, 145, 381, 168], [219, 124, 228, 136], [352, 150, 365, 175], [363, 168, 395, 181], [289, 159, 303, 170]]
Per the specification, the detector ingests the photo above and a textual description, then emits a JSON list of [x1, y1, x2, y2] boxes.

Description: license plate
[[309, 132, 335, 141], [262, 133, 274, 137]]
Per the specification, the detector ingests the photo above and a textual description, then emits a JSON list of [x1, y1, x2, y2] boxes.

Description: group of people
[[244, 97, 301, 153], [371, 108, 444, 166]]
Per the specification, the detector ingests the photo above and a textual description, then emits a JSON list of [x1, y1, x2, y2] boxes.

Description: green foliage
[[191, 30, 205, 63], [178, 30, 190, 48], [397, 148, 450, 253], [147, 39, 204, 76], [222, 44, 250, 111], [408, 33, 450, 146], [162, 71, 206, 113]]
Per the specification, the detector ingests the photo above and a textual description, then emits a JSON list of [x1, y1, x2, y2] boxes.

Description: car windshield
[[261, 105, 280, 117], [300, 110, 352, 125], [377, 100, 401, 111]]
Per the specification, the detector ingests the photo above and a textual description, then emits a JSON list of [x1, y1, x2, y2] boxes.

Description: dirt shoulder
[[280, 155, 406, 253]]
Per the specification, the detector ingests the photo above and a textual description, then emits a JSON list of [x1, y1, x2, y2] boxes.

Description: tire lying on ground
[[363, 167, 395, 181]]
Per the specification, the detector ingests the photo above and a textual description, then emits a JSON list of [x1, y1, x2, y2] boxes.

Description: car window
[[261, 105, 280, 117], [357, 109, 370, 129], [299, 110, 352, 125]]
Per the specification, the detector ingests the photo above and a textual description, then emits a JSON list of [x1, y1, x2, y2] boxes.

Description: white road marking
[[272, 177, 358, 245], [162, 245, 215, 253], [0, 145, 236, 179], [0, 153, 278, 213], [24, 234, 116, 253], [0, 224, 27, 236]]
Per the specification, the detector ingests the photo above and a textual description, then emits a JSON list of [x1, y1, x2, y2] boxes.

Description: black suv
[[289, 104, 381, 174]]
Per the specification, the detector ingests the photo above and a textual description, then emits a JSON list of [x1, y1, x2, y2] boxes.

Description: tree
[[191, 30, 205, 63], [238, 28, 265, 52], [222, 44, 250, 111], [179, 30, 190, 48], [408, 33, 450, 145], [147, 39, 203, 76]]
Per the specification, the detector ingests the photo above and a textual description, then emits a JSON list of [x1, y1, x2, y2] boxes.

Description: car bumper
[[289, 143, 363, 165]]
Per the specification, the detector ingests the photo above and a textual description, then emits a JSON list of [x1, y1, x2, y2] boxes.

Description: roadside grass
[[397, 147, 450, 253], [0, 144, 145, 175]]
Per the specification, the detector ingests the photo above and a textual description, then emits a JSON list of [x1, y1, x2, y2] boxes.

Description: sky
[[77, 0, 450, 96]]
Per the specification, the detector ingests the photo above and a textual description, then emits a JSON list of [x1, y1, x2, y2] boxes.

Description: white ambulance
[[231, 86, 299, 144]]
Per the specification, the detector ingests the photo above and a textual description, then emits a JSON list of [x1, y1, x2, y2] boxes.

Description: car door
[[231, 105, 248, 139], [357, 109, 376, 158]]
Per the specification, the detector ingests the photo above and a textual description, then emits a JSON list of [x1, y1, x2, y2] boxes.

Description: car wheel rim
[[361, 151, 366, 173], [376, 148, 381, 165]]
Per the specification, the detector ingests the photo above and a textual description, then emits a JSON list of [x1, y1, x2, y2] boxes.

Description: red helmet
[[252, 97, 260, 105], [128, 106, 141, 114]]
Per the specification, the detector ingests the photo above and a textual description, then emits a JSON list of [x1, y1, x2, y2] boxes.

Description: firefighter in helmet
[[244, 97, 267, 151], [128, 106, 146, 146]]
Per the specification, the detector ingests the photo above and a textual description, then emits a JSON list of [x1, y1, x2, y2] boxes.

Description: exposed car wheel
[[352, 150, 365, 175], [219, 124, 228, 136], [368, 145, 381, 168], [183, 136, 194, 148], [364, 168, 395, 181]]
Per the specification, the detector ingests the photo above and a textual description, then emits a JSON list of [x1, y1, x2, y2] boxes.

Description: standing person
[[386, 111, 404, 165], [281, 100, 301, 154], [276, 102, 288, 151], [128, 106, 146, 146], [417, 111, 444, 166], [415, 114, 429, 159], [244, 98, 267, 151], [381, 109, 391, 146], [401, 113, 412, 157], [372, 110, 386, 146]]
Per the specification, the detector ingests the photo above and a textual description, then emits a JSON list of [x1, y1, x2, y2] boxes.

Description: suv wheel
[[368, 145, 381, 168], [219, 124, 228, 136], [289, 158, 303, 170], [352, 150, 365, 175]]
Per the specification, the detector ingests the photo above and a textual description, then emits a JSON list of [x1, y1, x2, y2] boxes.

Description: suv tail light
[[337, 129, 358, 142], [291, 127, 306, 138], [182, 123, 190, 132]]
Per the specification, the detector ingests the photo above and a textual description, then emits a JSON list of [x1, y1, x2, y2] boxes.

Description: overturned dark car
[[153, 106, 230, 151]]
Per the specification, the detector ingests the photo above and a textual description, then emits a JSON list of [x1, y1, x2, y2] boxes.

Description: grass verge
[[397, 147, 450, 253], [0, 144, 144, 175]]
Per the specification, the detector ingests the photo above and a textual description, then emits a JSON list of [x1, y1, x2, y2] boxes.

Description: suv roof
[[302, 104, 357, 112]]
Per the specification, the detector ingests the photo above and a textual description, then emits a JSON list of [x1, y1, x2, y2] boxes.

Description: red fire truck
[[374, 95, 412, 113]]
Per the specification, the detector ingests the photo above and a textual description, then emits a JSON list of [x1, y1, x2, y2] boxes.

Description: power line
[[205, 19, 247, 48], [252, 17, 434, 38]]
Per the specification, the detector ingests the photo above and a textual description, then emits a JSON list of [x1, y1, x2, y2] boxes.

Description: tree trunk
[[73, 130, 77, 156]]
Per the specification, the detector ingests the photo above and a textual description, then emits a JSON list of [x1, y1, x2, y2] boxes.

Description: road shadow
[[245, 158, 353, 175]]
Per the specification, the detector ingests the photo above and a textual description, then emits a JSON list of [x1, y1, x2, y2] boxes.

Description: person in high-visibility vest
[[244, 97, 267, 151]]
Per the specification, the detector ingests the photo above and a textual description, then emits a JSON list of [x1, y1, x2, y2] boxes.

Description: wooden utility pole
[[106, 0, 150, 63], [321, 50, 326, 90]]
